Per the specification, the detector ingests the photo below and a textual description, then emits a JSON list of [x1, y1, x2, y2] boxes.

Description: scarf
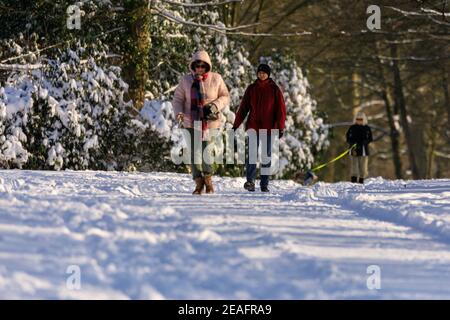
[[191, 73, 209, 138]]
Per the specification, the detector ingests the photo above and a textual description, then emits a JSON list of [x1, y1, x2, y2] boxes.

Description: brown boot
[[204, 175, 214, 194], [193, 177, 205, 195]]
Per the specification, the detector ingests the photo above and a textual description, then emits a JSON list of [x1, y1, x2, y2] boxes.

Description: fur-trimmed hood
[[189, 50, 212, 73], [172, 51, 230, 130]]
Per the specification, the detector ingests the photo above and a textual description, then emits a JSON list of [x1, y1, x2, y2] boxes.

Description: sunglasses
[[195, 64, 207, 69]]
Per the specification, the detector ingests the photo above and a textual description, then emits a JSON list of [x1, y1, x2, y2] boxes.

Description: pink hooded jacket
[[172, 50, 230, 129]]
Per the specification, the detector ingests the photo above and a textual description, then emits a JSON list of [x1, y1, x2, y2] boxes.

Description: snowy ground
[[0, 170, 449, 299]]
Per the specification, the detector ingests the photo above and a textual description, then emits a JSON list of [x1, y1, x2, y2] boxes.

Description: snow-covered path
[[0, 170, 449, 299]]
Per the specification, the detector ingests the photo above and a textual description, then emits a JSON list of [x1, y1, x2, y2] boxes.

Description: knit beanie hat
[[257, 64, 271, 77]]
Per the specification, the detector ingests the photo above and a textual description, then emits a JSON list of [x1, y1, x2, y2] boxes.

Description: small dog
[[294, 171, 318, 186]]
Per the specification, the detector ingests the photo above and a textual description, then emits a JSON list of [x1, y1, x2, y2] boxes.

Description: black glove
[[203, 103, 219, 121]]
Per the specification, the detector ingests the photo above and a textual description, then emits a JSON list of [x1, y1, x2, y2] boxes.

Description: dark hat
[[257, 64, 271, 77]]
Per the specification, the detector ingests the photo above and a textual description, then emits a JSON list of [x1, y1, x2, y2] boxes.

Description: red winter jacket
[[233, 78, 286, 131]]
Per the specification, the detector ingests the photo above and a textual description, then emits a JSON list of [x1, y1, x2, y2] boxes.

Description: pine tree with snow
[[0, 82, 32, 168]]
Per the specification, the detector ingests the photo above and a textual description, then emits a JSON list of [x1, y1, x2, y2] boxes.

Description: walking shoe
[[204, 175, 214, 194], [351, 176, 357, 183], [358, 178, 364, 184], [261, 186, 270, 192], [244, 181, 255, 192], [193, 177, 205, 195]]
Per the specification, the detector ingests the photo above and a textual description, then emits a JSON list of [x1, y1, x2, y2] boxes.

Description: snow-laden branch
[[0, 27, 125, 64], [225, 30, 312, 37], [427, 15, 450, 26], [386, 6, 450, 17], [434, 150, 450, 159], [376, 54, 450, 62], [386, 5, 450, 27], [154, 5, 312, 37], [359, 100, 385, 110], [0, 63, 43, 70], [161, 0, 243, 7], [422, 8, 450, 17], [0, 43, 62, 64], [153, 5, 256, 33], [384, 38, 430, 44], [152, 34, 188, 38]]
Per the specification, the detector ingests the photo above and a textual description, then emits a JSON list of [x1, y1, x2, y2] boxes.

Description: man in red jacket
[[232, 64, 287, 192]]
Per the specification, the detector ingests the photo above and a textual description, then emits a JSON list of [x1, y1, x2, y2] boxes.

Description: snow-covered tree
[[0, 81, 32, 168], [0, 38, 175, 171]]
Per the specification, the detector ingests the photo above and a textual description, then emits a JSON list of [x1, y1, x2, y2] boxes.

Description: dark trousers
[[245, 133, 272, 188]]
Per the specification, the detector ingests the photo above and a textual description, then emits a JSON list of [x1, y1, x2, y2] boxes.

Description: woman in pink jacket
[[172, 50, 230, 195]]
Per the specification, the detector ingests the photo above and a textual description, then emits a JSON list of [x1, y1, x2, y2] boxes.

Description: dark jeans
[[187, 128, 213, 179], [245, 133, 272, 188]]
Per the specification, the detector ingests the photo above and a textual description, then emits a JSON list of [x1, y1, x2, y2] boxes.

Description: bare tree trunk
[[254, 0, 265, 32], [375, 43, 403, 179], [352, 71, 361, 113], [435, 156, 442, 179], [389, 43, 420, 179], [426, 128, 436, 179], [382, 88, 403, 179], [325, 73, 347, 182], [325, 143, 337, 182], [442, 65, 450, 141], [221, 5, 228, 26], [122, 0, 151, 110], [230, 1, 237, 27], [412, 121, 428, 179]]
